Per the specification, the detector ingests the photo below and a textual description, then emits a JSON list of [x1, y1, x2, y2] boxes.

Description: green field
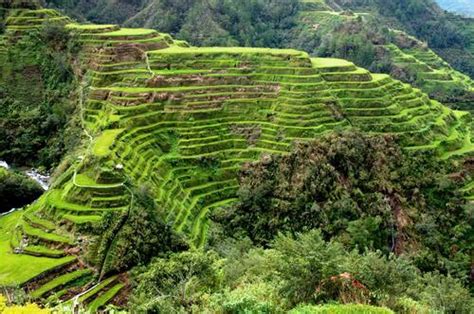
[[0, 212, 75, 287]]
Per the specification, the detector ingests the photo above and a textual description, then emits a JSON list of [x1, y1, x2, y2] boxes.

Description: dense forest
[[0, 22, 81, 168]]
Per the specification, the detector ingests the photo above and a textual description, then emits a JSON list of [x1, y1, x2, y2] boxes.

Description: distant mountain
[[436, 0, 474, 17]]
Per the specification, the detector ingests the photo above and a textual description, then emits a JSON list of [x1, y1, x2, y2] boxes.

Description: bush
[[0, 294, 50, 314], [290, 304, 394, 314], [0, 168, 43, 212], [87, 184, 188, 275], [130, 229, 473, 312], [130, 251, 222, 313]]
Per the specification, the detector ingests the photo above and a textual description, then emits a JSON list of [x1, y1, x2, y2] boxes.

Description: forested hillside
[[324, 0, 474, 79], [0, 0, 473, 313], [436, 0, 474, 17], [0, 0, 80, 168]]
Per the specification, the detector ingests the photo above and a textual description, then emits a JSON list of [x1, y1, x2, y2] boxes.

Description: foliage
[[289, 304, 394, 314], [406, 272, 474, 312], [372, 0, 466, 49], [130, 250, 222, 313], [129, 230, 473, 313], [317, 30, 377, 69], [0, 294, 50, 313], [219, 132, 471, 283], [0, 168, 43, 213], [47, 0, 300, 48], [328, 0, 474, 77], [0, 23, 81, 169], [87, 184, 188, 276], [208, 282, 282, 313]]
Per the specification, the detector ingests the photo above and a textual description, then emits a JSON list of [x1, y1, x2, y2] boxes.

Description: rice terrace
[[0, 0, 472, 312]]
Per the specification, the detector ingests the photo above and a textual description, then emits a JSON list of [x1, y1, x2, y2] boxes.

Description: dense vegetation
[[330, 0, 465, 47], [45, 0, 300, 48], [436, 0, 474, 18], [132, 229, 472, 312], [330, 0, 474, 77], [85, 184, 188, 277], [218, 132, 473, 279], [127, 132, 473, 313], [0, 2, 473, 313], [43, 0, 474, 108], [0, 294, 50, 313], [0, 22, 81, 168], [0, 168, 43, 213]]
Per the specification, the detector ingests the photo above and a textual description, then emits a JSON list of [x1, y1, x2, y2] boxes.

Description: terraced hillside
[[297, 2, 474, 110], [386, 31, 474, 107], [1, 4, 474, 310]]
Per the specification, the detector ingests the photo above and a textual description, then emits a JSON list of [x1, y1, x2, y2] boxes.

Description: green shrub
[[219, 131, 471, 284], [0, 168, 43, 212], [289, 304, 394, 314]]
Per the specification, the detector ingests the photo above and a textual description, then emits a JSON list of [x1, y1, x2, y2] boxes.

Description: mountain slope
[[293, 4, 474, 112], [436, 0, 474, 17], [42, 0, 474, 110], [1, 2, 473, 311], [0, 3, 81, 168]]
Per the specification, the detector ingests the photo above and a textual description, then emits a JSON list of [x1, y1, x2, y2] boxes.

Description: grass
[[290, 304, 394, 314], [78, 276, 118, 303], [47, 190, 124, 213], [95, 28, 157, 37], [24, 212, 56, 231], [0, 212, 75, 287], [62, 214, 103, 224], [87, 283, 125, 312], [21, 220, 74, 245], [73, 174, 123, 188], [149, 46, 308, 56], [31, 269, 93, 299], [66, 23, 117, 30], [93, 129, 124, 157], [311, 57, 354, 68], [24, 245, 65, 258]]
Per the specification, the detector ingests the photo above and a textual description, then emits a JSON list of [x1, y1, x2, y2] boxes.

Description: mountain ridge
[[436, 0, 474, 17]]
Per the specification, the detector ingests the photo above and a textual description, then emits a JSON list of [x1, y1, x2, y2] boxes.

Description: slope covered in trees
[[436, 0, 474, 17], [0, 1, 472, 313], [0, 0, 81, 168]]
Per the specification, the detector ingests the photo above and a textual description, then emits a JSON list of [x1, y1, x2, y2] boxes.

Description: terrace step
[[87, 283, 125, 312], [31, 269, 93, 299], [77, 275, 119, 304]]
